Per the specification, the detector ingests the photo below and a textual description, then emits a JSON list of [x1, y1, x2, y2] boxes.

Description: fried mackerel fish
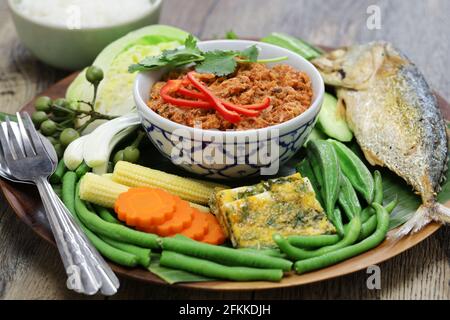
[[209, 173, 336, 248]]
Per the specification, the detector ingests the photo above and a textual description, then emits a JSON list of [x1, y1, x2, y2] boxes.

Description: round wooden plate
[[1, 72, 448, 291]]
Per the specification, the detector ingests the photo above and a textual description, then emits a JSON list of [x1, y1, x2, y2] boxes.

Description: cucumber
[[317, 93, 353, 142]]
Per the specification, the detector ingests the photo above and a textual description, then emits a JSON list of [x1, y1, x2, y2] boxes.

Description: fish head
[[312, 42, 392, 90]]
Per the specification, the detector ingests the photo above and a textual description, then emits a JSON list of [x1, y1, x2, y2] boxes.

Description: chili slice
[[178, 87, 271, 111], [160, 80, 212, 109], [177, 87, 260, 117], [187, 72, 241, 124]]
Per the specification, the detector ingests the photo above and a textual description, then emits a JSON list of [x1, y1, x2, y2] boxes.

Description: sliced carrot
[[114, 188, 175, 228], [201, 213, 227, 245], [180, 209, 209, 240], [138, 196, 194, 236]]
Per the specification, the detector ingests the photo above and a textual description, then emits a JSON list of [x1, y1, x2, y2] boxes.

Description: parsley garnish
[[128, 34, 287, 76]]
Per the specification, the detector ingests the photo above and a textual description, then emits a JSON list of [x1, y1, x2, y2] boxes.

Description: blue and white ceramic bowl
[[134, 40, 324, 180]]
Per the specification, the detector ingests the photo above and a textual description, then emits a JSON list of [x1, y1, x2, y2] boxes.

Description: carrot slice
[[201, 213, 227, 245], [180, 209, 209, 240], [138, 196, 194, 236], [115, 188, 175, 228]]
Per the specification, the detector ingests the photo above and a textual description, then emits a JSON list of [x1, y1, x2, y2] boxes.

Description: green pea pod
[[296, 159, 324, 207], [330, 140, 374, 204], [308, 140, 342, 235], [338, 174, 362, 220]]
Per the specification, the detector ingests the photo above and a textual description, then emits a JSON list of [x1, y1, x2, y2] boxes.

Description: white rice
[[12, 0, 157, 29]]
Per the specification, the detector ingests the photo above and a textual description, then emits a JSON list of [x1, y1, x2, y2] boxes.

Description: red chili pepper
[[178, 87, 270, 112], [228, 97, 271, 111], [223, 103, 261, 117], [177, 87, 206, 100], [160, 80, 212, 109], [187, 72, 241, 124]]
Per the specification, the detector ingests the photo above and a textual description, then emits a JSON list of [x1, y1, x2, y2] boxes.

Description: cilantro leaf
[[129, 34, 268, 75], [195, 51, 238, 76], [128, 55, 168, 72], [129, 34, 203, 73], [240, 45, 259, 62], [185, 34, 198, 50]]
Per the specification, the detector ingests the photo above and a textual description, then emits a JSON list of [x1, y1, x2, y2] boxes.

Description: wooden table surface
[[0, 0, 449, 300]]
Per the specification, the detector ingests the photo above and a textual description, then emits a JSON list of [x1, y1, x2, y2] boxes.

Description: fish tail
[[393, 203, 450, 239], [393, 205, 431, 239]]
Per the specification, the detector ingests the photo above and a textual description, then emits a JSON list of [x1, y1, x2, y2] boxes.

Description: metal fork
[[0, 113, 118, 295]]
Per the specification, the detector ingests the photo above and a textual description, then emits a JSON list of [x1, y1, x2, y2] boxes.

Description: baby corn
[[112, 161, 226, 205], [79, 172, 210, 212], [79, 173, 129, 208]]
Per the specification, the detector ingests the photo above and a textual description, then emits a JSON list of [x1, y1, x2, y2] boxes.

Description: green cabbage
[[66, 25, 191, 116]]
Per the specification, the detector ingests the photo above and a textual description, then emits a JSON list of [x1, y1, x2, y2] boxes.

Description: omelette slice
[[210, 174, 336, 248]]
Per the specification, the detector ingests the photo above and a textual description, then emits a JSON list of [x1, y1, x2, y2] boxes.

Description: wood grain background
[[0, 0, 449, 300]]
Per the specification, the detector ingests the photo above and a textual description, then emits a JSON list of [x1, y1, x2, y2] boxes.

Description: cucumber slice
[[317, 93, 353, 142]]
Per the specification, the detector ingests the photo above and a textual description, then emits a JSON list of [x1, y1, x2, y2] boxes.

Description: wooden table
[[0, 0, 449, 300]]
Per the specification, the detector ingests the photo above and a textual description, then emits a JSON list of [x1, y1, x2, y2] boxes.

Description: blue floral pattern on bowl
[[140, 117, 318, 179]]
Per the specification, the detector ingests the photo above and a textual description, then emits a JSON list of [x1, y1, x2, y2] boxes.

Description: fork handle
[[35, 176, 101, 295], [54, 197, 119, 295]]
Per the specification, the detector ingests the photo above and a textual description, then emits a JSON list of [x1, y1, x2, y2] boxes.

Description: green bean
[[385, 196, 399, 213], [287, 234, 341, 249], [338, 174, 361, 221], [359, 198, 398, 241], [358, 214, 377, 241], [75, 182, 160, 249], [296, 159, 324, 206], [94, 205, 121, 224], [289, 197, 396, 249], [330, 140, 374, 204], [295, 203, 390, 274], [53, 185, 62, 198], [238, 248, 287, 259], [361, 207, 375, 223], [332, 208, 345, 236], [62, 172, 138, 267], [0, 112, 17, 122], [50, 160, 67, 184], [362, 193, 397, 223], [373, 170, 383, 205], [62, 172, 77, 214], [160, 251, 283, 282], [75, 162, 91, 179], [81, 225, 139, 267], [274, 215, 361, 261], [308, 140, 343, 235], [100, 236, 151, 267], [161, 237, 292, 272]]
